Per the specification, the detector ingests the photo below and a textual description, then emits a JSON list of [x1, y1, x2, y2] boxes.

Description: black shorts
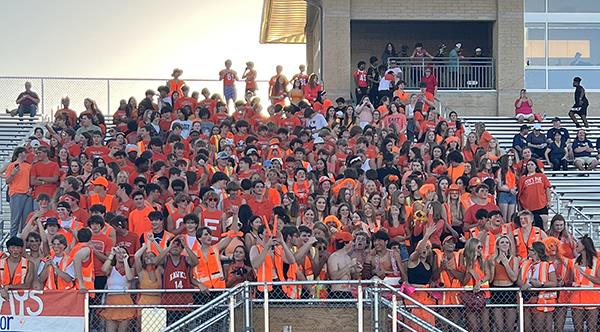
[[531, 206, 549, 216], [571, 104, 588, 116]]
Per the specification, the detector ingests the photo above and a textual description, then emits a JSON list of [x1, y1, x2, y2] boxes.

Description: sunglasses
[[207, 198, 218, 202]]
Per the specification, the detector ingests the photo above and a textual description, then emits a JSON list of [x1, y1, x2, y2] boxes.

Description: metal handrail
[[377, 283, 468, 332], [166, 286, 244, 331]]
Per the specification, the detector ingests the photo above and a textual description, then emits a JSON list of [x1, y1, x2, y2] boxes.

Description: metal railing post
[[84, 292, 90, 332], [40, 78, 45, 117], [392, 295, 398, 332], [229, 294, 235, 332], [373, 285, 380, 332], [244, 282, 252, 332], [263, 285, 269, 332], [107, 79, 111, 116], [518, 290, 524, 331], [357, 283, 363, 332]]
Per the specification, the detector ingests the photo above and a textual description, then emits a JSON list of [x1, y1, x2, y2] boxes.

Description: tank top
[[201, 209, 223, 244], [493, 257, 514, 284], [408, 261, 432, 285], [139, 269, 161, 290], [106, 266, 129, 290], [162, 256, 192, 305]]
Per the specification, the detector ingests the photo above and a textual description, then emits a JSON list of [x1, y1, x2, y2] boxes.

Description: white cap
[[533, 123, 542, 130], [314, 137, 325, 144], [475, 47, 482, 52], [456, 43, 462, 48], [30, 139, 41, 148]]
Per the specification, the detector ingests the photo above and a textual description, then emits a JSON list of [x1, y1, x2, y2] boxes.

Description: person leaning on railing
[[519, 241, 558, 332], [571, 235, 600, 332]]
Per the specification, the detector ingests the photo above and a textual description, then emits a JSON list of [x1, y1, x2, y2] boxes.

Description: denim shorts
[[498, 191, 516, 205]]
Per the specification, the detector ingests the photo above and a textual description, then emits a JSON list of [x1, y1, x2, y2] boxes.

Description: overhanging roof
[[260, 0, 307, 44]]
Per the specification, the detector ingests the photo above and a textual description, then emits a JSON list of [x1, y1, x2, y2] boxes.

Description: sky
[[0, 0, 305, 80]]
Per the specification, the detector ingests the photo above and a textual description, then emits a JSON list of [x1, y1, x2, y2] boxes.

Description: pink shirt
[[515, 98, 533, 115]]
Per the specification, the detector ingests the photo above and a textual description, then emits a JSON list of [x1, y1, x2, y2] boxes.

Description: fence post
[[357, 284, 363, 332], [40, 78, 45, 117], [107, 79, 111, 116], [229, 294, 235, 332], [373, 285, 380, 332], [263, 285, 269, 332], [84, 292, 90, 332], [392, 295, 397, 332], [518, 290, 524, 331], [244, 282, 252, 332]]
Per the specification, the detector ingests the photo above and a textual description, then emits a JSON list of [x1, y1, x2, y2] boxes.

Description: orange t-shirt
[[478, 131, 493, 151], [128, 206, 155, 237], [4, 162, 31, 196]]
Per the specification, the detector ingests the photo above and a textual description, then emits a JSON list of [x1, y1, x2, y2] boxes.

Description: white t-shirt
[[306, 113, 328, 132], [38, 256, 75, 278]]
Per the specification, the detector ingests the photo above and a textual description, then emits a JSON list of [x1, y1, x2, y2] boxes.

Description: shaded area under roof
[[260, 0, 307, 44]]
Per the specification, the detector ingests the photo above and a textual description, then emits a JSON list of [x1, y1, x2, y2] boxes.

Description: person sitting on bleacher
[[526, 123, 547, 159], [512, 124, 529, 156], [572, 129, 598, 173]]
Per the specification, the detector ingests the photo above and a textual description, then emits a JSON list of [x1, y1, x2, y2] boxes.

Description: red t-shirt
[[518, 174, 551, 211], [90, 233, 113, 276], [354, 69, 368, 88], [246, 196, 275, 220], [464, 202, 500, 226]]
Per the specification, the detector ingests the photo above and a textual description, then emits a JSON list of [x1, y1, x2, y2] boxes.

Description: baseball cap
[[126, 144, 138, 153], [314, 137, 325, 144], [448, 184, 461, 192], [30, 139, 41, 148], [246, 148, 259, 156], [442, 234, 457, 245], [533, 123, 542, 130], [45, 217, 60, 228], [456, 42, 462, 48], [90, 176, 109, 188], [319, 176, 332, 184], [475, 47, 482, 52]]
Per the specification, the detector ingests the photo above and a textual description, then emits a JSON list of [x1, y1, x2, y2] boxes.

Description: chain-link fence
[[86, 284, 600, 332], [0, 77, 271, 119]]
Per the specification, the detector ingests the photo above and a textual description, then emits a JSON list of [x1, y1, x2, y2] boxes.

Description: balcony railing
[[387, 56, 495, 90]]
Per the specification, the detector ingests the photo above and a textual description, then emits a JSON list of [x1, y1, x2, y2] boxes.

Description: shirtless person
[[327, 231, 362, 299], [349, 231, 369, 269], [0, 237, 34, 298], [219, 59, 239, 107], [364, 230, 394, 281]]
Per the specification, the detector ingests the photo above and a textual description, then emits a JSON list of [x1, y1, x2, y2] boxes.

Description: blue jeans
[[17, 104, 37, 119]]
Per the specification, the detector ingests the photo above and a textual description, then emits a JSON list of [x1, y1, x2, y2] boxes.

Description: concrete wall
[[528, 92, 600, 117], [306, 4, 322, 78], [307, 0, 526, 116], [436, 92, 498, 116]]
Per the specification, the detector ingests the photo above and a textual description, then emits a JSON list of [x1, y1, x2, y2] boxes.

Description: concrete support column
[[496, 0, 524, 116], [321, 0, 351, 100]]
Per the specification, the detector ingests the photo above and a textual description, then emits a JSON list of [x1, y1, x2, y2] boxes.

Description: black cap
[[45, 217, 60, 227]]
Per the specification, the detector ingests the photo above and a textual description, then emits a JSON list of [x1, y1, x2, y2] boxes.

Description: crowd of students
[[0, 64, 598, 332]]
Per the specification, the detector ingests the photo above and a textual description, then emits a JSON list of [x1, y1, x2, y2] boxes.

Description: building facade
[[261, 0, 597, 117]]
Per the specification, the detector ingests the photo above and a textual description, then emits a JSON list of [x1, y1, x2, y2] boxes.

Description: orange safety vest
[[514, 227, 543, 259], [167, 79, 184, 96], [293, 246, 315, 280], [255, 245, 300, 299], [571, 257, 600, 309], [89, 193, 115, 212], [469, 228, 495, 259], [44, 255, 74, 290], [194, 245, 226, 289], [144, 231, 174, 255], [67, 243, 95, 296], [520, 260, 557, 312], [434, 249, 461, 305], [0, 257, 28, 286]]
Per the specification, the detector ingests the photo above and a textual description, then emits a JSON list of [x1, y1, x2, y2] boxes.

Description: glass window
[[525, 69, 546, 89], [548, 0, 600, 13], [525, 24, 546, 66], [548, 23, 600, 66], [548, 70, 600, 89], [525, 0, 546, 12]]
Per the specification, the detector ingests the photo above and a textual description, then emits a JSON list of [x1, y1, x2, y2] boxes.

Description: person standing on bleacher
[[569, 76, 589, 128], [3, 147, 33, 236]]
